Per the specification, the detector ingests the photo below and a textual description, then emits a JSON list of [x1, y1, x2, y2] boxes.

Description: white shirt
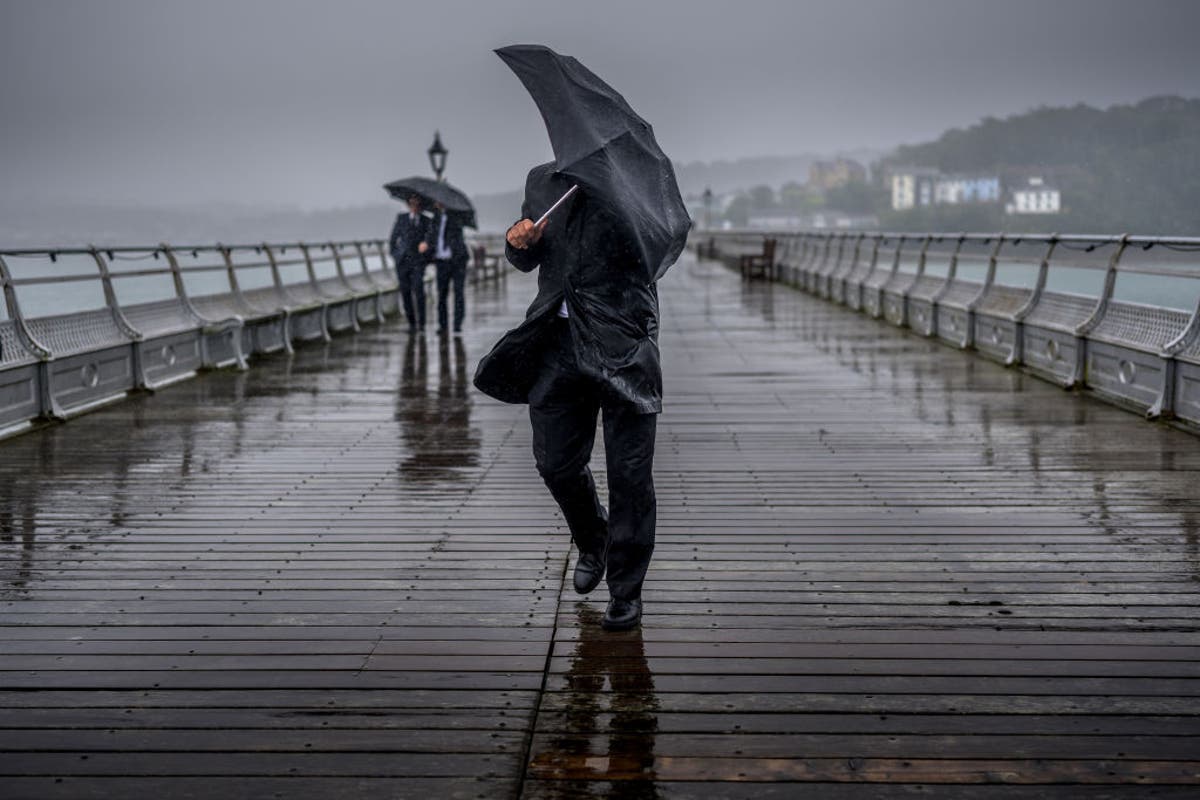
[[435, 214, 451, 261], [557, 299, 569, 318]]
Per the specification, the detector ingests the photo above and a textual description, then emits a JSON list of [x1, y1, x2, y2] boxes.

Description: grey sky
[[2, 0, 1198, 210]]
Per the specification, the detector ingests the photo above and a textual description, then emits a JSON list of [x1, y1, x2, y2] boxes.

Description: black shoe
[[602, 598, 642, 631], [573, 551, 605, 595]]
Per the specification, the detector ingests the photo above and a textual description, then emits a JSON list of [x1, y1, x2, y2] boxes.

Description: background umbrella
[[383, 176, 477, 229], [496, 44, 690, 283]]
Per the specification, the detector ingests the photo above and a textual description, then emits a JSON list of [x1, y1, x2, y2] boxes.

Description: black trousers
[[528, 321, 657, 600], [435, 259, 467, 331], [396, 262, 426, 328]]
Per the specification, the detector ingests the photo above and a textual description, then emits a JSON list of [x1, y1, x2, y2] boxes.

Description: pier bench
[[739, 237, 776, 279]]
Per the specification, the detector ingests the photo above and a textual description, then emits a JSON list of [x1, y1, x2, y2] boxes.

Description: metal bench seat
[[904, 274, 946, 336], [908, 274, 947, 301], [191, 290, 288, 356], [122, 298, 242, 388], [240, 286, 291, 314], [190, 292, 253, 322], [21, 309, 137, 418], [24, 309, 131, 358], [1087, 301, 1191, 351], [934, 280, 983, 348], [122, 298, 203, 340], [975, 284, 1032, 319], [1022, 290, 1096, 332], [343, 273, 377, 294], [1080, 301, 1193, 414], [972, 285, 1034, 364], [1171, 325, 1200, 423], [881, 269, 919, 327], [312, 276, 361, 333], [841, 258, 875, 310], [340, 273, 384, 324], [0, 320, 40, 433], [1019, 291, 1098, 387], [0, 321, 37, 368]]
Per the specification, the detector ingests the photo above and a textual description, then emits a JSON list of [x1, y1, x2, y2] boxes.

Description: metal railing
[[0, 236, 509, 439], [698, 230, 1200, 430]]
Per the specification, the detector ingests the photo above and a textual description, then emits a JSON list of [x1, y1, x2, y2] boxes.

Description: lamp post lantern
[[428, 132, 448, 182]]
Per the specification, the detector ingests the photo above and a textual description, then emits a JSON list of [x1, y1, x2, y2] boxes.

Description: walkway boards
[[1, 252, 1198, 798]]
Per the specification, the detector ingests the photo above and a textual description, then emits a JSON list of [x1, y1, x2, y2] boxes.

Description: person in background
[[426, 201, 470, 335], [389, 194, 431, 333]]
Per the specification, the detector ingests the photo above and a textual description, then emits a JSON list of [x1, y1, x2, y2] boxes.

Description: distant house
[[809, 158, 867, 191], [1005, 177, 1061, 215], [812, 212, 880, 230], [746, 209, 806, 230], [890, 167, 939, 210], [934, 174, 1001, 205]]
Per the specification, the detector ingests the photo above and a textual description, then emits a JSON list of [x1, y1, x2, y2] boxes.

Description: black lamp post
[[702, 186, 713, 230], [428, 131, 448, 182]]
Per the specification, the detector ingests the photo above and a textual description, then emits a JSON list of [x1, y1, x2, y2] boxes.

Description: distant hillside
[[878, 96, 1200, 234], [674, 150, 881, 198], [0, 152, 885, 245]]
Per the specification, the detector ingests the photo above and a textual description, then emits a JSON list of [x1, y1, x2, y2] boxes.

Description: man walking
[[389, 194, 431, 333], [426, 201, 470, 335], [474, 164, 661, 631]]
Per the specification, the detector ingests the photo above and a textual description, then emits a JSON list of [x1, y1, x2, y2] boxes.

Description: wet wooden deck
[[1, 252, 1198, 799]]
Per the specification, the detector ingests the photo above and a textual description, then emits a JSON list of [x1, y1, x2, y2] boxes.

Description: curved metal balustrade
[[0, 237, 504, 439], [698, 229, 1200, 430]]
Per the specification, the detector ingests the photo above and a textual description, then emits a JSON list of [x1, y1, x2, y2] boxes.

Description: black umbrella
[[496, 44, 690, 283], [383, 176, 477, 229]]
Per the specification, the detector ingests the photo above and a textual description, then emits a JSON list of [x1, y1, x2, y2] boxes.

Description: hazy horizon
[[3, 0, 1199, 216]]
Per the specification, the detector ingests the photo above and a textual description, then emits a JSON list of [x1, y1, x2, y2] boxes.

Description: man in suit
[[474, 163, 661, 631], [425, 201, 470, 335], [389, 194, 431, 333]]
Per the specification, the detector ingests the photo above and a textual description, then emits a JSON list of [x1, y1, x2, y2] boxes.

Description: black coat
[[473, 163, 662, 414], [389, 212, 431, 268], [424, 210, 470, 266]]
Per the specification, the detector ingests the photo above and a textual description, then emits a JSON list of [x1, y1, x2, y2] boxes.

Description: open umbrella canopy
[[383, 176, 477, 229], [496, 44, 690, 283]]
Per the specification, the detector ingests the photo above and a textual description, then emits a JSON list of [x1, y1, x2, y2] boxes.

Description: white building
[[1006, 177, 1061, 215], [891, 168, 939, 210]]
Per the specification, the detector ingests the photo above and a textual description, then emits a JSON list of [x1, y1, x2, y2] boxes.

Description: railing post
[[328, 243, 361, 333], [354, 241, 386, 324], [296, 243, 332, 344], [816, 233, 834, 295], [261, 242, 285, 292], [901, 235, 934, 327], [963, 235, 1006, 348], [856, 234, 884, 311], [1071, 234, 1130, 387], [1011, 235, 1060, 366], [89, 247, 141, 342], [260, 243, 295, 354], [930, 234, 968, 306], [298, 243, 321, 288], [218, 244, 243, 299], [158, 244, 207, 324]]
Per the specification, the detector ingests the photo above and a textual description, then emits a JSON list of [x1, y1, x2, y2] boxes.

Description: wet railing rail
[[699, 230, 1200, 430], [0, 236, 506, 439]]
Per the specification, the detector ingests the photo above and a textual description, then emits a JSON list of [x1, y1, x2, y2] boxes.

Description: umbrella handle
[[534, 185, 579, 227]]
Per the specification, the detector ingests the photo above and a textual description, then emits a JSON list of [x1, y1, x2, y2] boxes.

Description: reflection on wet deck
[[1, 252, 1198, 798]]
